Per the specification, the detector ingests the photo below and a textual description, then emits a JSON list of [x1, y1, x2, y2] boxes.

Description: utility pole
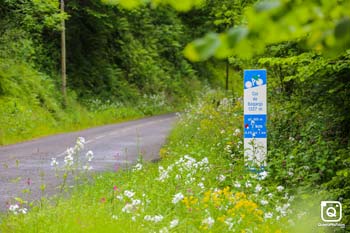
[[225, 58, 229, 91], [61, 0, 67, 107]]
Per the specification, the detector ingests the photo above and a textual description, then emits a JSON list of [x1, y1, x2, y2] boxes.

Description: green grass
[[0, 91, 334, 232]]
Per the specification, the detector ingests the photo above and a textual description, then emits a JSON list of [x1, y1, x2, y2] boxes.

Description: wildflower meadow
[[0, 91, 335, 232]]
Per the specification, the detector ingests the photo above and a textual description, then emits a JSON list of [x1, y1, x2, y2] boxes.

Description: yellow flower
[[159, 148, 168, 159], [217, 215, 226, 223], [235, 192, 246, 200], [182, 196, 198, 209], [202, 190, 211, 203], [223, 186, 232, 198]]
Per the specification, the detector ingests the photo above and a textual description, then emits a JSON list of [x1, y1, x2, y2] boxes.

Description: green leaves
[[184, 33, 220, 61], [226, 27, 248, 48], [183, 0, 350, 61], [254, 0, 280, 13], [101, 0, 146, 9], [335, 18, 350, 38], [184, 27, 250, 61], [102, 0, 204, 11]]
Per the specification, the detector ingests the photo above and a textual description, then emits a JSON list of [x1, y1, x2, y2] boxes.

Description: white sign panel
[[243, 69, 267, 167]]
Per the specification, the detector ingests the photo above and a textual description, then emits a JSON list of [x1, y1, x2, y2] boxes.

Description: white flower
[[9, 204, 19, 212], [154, 215, 164, 223], [76, 137, 85, 149], [267, 193, 273, 199], [283, 203, 290, 210], [124, 190, 135, 198], [50, 158, 59, 167], [255, 184, 262, 192], [170, 219, 179, 228], [18, 208, 27, 214], [234, 128, 241, 136], [277, 186, 284, 192], [264, 212, 273, 219], [260, 200, 269, 205], [234, 181, 241, 188], [132, 199, 141, 206], [83, 165, 93, 171], [157, 166, 169, 182], [116, 195, 123, 201], [201, 157, 209, 164], [133, 163, 143, 171], [144, 215, 163, 223], [225, 218, 234, 230], [131, 216, 136, 222], [122, 203, 133, 213], [217, 175, 226, 182], [198, 182, 205, 189], [288, 171, 294, 176], [175, 174, 181, 180], [66, 147, 74, 156], [159, 227, 169, 233], [64, 154, 74, 166], [289, 195, 295, 202], [202, 217, 215, 228], [77, 137, 85, 144], [245, 181, 252, 188], [76, 143, 84, 150], [258, 171, 268, 180], [172, 193, 184, 204], [85, 151, 94, 162], [112, 215, 118, 220], [276, 205, 288, 216]]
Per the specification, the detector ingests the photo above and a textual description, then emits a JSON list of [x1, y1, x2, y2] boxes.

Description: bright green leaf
[[184, 33, 221, 61], [334, 17, 350, 39]]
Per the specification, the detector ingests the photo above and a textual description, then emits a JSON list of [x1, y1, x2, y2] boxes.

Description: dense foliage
[[260, 45, 350, 225], [0, 0, 216, 144]]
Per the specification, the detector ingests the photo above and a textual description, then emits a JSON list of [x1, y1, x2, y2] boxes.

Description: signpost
[[243, 69, 267, 167]]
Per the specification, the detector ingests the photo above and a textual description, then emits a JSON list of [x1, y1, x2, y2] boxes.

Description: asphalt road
[[0, 113, 176, 211]]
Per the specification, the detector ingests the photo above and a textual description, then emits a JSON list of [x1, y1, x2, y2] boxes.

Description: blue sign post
[[244, 69, 267, 166]]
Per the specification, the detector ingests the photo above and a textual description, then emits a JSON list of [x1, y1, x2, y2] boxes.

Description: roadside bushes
[[260, 46, 350, 225]]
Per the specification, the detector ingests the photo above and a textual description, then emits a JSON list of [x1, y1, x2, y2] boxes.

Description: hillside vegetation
[[0, 0, 219, 144]]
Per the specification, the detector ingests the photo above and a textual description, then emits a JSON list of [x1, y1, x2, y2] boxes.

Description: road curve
[[0, 113, 177, 211]]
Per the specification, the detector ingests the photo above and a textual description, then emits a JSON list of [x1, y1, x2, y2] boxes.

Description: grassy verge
[[0, 59, 188, 146], [0, 91, 343, 232]]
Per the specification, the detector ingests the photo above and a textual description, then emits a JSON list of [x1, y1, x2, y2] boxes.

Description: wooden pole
[[225, 58, 229, 91], [61, 0, 67, 107]]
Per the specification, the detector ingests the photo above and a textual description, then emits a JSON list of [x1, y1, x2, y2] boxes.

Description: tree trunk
[[61, 0, 67, 107]]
